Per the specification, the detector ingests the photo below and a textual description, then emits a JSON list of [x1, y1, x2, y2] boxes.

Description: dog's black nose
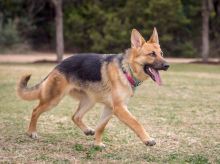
[[162, 63, 169, 71]]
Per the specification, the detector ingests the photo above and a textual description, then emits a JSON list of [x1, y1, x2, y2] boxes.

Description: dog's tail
[[17, 74, 41, 101]]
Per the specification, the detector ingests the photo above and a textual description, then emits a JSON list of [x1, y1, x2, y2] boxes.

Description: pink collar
[[121, 63, 142, 90], [124, 72, 136, 87]]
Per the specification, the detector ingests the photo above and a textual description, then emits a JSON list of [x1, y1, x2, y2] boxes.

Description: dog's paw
[[94, 142, 106, 148], [27, 131, 38, 139], [84, 129, 95, 136], [145, 138, 156, 146]]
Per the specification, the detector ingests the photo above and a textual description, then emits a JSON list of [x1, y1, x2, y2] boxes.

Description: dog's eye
[[161, 51, 164, 56], [149, 51, 156, 57]]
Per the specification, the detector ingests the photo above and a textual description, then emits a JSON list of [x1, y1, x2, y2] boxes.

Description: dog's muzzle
[[161, 62, 169, 71], [153, 61, 170, 71], [143, 61, 169, 85]]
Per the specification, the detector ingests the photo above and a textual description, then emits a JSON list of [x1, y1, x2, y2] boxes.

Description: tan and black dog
[[17, 28, 169, 147]]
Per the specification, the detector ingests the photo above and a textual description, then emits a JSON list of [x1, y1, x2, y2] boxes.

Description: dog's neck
[[120, 49, 143, 90]]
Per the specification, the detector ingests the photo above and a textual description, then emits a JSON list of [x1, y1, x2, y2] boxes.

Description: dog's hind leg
[[94, 105, 112, 147], [27, 98, 61, 139], [27, 70, 68, 139], [71, 93, 95, 136]]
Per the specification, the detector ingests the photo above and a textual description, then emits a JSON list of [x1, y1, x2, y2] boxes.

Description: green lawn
[[0, 63, 220, 163]]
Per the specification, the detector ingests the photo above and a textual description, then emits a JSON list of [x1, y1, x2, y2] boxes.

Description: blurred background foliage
[[0, 0, 219, 57]]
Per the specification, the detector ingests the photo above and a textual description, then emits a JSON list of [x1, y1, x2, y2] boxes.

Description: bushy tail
[[17, 74, 41, 101]]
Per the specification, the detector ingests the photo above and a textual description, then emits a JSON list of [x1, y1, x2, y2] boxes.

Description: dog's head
[[129, 28, 169, 85]]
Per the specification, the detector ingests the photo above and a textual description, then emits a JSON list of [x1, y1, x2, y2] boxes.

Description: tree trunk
[[52, 0, 64, 63], [201, 0, 211, 62]]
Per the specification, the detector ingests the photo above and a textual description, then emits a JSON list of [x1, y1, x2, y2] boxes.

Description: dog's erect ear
[[131, 29, 146, 48], [148, 27, 159, 44]]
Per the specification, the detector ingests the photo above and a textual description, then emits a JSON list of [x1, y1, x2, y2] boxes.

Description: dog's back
[[56, 54, 104, 82]]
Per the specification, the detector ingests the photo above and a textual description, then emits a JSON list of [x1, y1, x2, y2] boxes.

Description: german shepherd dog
[[17, 28, 169, 147]]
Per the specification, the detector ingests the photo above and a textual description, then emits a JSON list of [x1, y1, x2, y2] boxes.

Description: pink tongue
[[149, 68, 162, 85]]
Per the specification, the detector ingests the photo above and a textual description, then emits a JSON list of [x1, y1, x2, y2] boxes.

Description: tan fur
[[17, 28, 167, 147], [17, 74, 41, 101]]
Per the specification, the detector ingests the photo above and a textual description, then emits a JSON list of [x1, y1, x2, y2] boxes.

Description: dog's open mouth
[[144, 65, 162, 85]]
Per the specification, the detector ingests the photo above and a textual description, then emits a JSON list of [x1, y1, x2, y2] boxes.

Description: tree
[[201, 0, 212, 62], [51, 0, 64, 62]]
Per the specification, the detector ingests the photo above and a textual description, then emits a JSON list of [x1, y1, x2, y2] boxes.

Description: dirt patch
[[0, 53, 219, 64], [191, 60, 220, 65], [33, 59, 58, 64]]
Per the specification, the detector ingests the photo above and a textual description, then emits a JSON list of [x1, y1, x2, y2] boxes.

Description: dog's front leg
[[113, 103, 156, 146]]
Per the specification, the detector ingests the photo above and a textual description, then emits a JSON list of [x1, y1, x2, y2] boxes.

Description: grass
[[0, 63, 219, 163]]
